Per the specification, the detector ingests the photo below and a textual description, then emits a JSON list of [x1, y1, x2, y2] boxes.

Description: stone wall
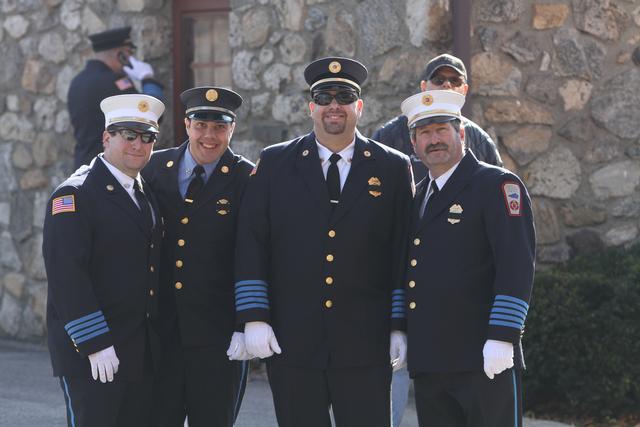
[[0, 0, 172, 340]]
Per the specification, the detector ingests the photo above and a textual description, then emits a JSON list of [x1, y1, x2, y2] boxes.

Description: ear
[[102, 130, 110, 147], [228, 121, 236, 138], [461, 83, 469, 96], [420, 80, 427, 91], [309, 101, 315, 115], [355, 98, 364, 114], [184, 118, 190, 128], [459, 124, 465, 144]]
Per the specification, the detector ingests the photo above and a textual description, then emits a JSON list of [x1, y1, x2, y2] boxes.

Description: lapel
[[330, 132, 377, 225], [295, 133, 332, 219], [142, 176, 162, 230], [410, 178, 428, 232], [91, 158, 150, 237], [416, 150, 479, 234], [188, 148, 237, 214], [155, 143, 185, 212]]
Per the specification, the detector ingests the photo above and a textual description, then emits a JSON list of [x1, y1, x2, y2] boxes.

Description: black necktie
[[327, 153, 341, 208], [420, 180, 440, 219], [185, 165, 205, 204], [133, 179, 153, 230]]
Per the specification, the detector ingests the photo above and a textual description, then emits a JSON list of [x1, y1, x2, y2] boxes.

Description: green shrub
[[523, 243, 640, 421]]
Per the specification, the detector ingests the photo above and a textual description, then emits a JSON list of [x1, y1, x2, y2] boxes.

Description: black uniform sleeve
[[483, 173, 536, 343], [233, 151, 272, 326], [390, 155, 415, 331], [42, 187, 114, 356]]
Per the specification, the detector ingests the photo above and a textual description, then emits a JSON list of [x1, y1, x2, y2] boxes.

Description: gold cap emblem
[[328, 61, 341, 73], [368, 177, 381, 186], [138, 100, 149, 112], [205, 89, 218, 102], [422, 94, 434, 106]]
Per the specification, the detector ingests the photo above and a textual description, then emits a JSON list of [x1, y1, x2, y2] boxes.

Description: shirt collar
[[429, 158, 462, 191], [316, 138, 356, 163], [99, 155, 141, 190], [184, 144, 219, 180]]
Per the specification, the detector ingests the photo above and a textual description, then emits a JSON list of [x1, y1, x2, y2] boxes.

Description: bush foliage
[[523, 244, 640, 420]]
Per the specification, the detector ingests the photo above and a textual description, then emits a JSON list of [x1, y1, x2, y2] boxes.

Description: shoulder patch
[[52, 195, 76, 215], [115, 77, 133, 91], [250, 158, 260, 176], [502, 182, 521, 217]]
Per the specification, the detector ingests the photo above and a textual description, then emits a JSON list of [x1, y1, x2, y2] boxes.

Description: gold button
[[166, 160, 174, 168], [176, 260, 183, 268], [178, 239, 185, 247], [413, 238, 421, 246], [149, 266, 154, 272], [410, 259, 417, 267], [149, 289, 154, 296], [221, 165, 230, 173], [409, 302, 416, 309], [328, 230, 336, 238], [175, 282, 183, 290], [325, 277, 333, 285], [146, 312, 150, 318], [326, 254, 334, 262], [325, 300, 333, 308], [409, 280, 416, 288], [150, 243, 154, 249], [181, 217, 189, 224]]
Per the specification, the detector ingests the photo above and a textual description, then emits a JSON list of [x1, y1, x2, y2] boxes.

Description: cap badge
[[205, 89, 218, 102], [138, 100, 149, 112], [368, 177, 381, 186], [421, 94, 434, 106], [328, 61, 341, 73]]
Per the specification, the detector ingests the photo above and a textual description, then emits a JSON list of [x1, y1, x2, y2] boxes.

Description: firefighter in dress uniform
[[400, 89, 536, 427], [234, 57, 414, 427], [43, 94, 166, 427]]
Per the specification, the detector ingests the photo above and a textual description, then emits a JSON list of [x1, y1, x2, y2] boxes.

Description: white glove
[[244, 321, 282, 359], [226, 332, 253, 361], [123, 56, 154, 81], [389, 331, 407, 371], [88, 345, 120, 383], [482, 339, 514, 379]]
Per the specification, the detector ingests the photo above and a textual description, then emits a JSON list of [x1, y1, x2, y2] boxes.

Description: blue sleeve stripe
[[495, 295, 529, 310], [392, 302, 405, 307], [491, 307, 526, 321], [489, 319, 522, 330], [235, 285, 268, 294], [70, 322, 109, 341], [392, 289, 406, 295], [493, 301, 528, 316], [489, 313, 524, 326], [391, 307, 405, 313], [391, 313, 406, 319], [235, 279, 268, 287], [392, 295, 405, 301], [66, 315, 106, 335], [74, 326, 110, 344], [236, 296, 270, 305], [64, 311, 104, 331], [236, 302, 270, 312], [235, 291, 268, 299]]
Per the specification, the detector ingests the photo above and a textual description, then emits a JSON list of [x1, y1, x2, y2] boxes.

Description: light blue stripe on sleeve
[[236, 302, 270, 312], [66, 315, 105, 336], [495, 294, 529, 310], [489, 319, 522, 330], [64, 311, 103, 331], [70, 321, 109, 341], [74, 326, 110, 344]]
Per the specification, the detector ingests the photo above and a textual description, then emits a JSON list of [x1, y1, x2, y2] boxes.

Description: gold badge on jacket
[[216, 199, 230, 215], [368, 176, 382, 197], [447, 203, 463, 224]]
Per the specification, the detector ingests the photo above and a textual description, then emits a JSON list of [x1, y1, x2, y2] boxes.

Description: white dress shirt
[[100, 156, 155, 224], [419, 159, 462, 218]]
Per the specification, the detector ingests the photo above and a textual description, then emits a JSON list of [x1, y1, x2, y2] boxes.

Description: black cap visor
[[108, 121, 159, 133], [411, 115, 457, 129], [187, 111, 235, 122]]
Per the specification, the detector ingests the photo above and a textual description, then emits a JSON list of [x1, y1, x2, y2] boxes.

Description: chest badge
[[368, 177, 381, 186], [216, 198, 230, 215], [369, 190, 382, 197], [449, 204, 463, 214]]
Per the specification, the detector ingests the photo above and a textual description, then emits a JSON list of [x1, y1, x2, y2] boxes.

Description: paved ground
[[0, 339, 569, 427]]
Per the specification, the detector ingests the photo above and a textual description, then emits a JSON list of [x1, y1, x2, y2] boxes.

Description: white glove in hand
[[88, 345, 119, 383], [244, 321, 282, 359], [482, 339, 514, 379], [123, 56, 154, 81], [226, 332, 252, 361], [389, 331, 407, 371]]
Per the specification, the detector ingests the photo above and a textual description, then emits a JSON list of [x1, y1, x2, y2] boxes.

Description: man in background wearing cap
[[373, 53, 501, 183], [43, 94, 166, 427], [142, 86, 253, 427], [375, 52, 504, 427], [400, 89, 535, 427], [234, 57, 413, 427], [68, 26, 165, 168]]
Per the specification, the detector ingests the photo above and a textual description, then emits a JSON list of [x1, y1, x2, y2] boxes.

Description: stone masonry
[[0, 0, 639, 340]]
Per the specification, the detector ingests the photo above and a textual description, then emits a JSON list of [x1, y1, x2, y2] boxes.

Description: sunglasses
[[312, 91, 359, 106], [429, 75, 465, 87], [111, 128, 157, 144]]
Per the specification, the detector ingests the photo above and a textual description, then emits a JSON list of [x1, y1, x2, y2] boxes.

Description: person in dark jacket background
[[68, 26, 164, 168]]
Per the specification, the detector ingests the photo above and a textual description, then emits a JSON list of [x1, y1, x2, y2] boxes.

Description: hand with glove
[[482, 339, 514, 379], [226, 332, 253, 361], [88, 345, 120, 383], [123, 56, 154, 81], [244, 321, 282, 359], [389, 331, 407, 371]]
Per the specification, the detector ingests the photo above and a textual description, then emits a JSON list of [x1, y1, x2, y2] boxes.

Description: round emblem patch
[[510, 200, 519, 211], [421, 94, 434, 106], [206, 89, 218, 102], [328, 61, 341, 74], [138, 100, 149, 112]]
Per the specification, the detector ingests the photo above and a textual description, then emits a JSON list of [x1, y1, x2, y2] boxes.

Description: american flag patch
[[115, 77, 133, 90], [52, 195, 76, 215]]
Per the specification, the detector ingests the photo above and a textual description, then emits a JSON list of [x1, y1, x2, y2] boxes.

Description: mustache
[[426, 143, 448, 153]]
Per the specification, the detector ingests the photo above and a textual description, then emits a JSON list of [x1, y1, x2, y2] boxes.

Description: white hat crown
[[100, 94, 165, 131], [401, 90, 465, 129]]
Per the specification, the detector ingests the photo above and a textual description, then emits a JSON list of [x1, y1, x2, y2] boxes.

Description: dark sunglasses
[[429, 74, 465, 87], [312, 91, 359, 106], [110, 128, 157, 144]]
